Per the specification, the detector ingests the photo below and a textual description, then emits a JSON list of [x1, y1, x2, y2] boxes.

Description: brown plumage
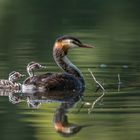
[[24, 73, 82, 92]]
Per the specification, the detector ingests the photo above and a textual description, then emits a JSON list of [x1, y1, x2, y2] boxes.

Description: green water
[[0, 0, 140, 140]]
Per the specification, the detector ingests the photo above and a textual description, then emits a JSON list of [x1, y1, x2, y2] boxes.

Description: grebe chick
[[22, 62, 46, 93], [22, 36, 94, 93], [27, 61, 46, 77], [0, 71, 25, 90]]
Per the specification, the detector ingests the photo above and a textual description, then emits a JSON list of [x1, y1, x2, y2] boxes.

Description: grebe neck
[[27, 67, 34, 77], [53, 46, 84, 85], [8, 77, 15, 83]]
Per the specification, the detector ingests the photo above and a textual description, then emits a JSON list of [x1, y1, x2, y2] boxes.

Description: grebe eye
[[71, 40, 81, 47]]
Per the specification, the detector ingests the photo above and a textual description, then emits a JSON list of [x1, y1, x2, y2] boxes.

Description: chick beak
[[41, 65, 47, 69], [21, 74, 26, 78]]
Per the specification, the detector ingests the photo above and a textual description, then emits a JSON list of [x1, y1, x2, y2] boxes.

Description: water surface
[[0, 0, 140, 140]]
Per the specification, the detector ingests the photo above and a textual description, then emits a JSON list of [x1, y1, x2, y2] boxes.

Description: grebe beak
[[79, 44, 95, 48]]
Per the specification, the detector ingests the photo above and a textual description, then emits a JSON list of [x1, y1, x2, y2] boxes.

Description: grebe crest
[[55, 35, 93, 51]]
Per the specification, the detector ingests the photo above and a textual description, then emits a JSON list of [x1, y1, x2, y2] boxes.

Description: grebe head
[[54, 35, 94, 55], [27, 61, 46, 77], [8, 71, 25, 83]]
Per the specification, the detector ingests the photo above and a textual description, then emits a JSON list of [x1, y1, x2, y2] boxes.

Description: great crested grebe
[[0, 71, 25, 90], [22, 36, 93, 93]]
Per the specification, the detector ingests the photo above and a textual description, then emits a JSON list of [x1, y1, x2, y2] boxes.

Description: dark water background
[[0, 0, 140, 140]]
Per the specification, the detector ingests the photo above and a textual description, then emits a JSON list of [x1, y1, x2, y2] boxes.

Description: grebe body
[[22, 36, 93, 93], [23, 72, 84, 92]]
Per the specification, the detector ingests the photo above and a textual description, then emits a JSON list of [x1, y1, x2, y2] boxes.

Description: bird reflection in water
[[54, 102, 92, 137], [0, 89, 92, 137]]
